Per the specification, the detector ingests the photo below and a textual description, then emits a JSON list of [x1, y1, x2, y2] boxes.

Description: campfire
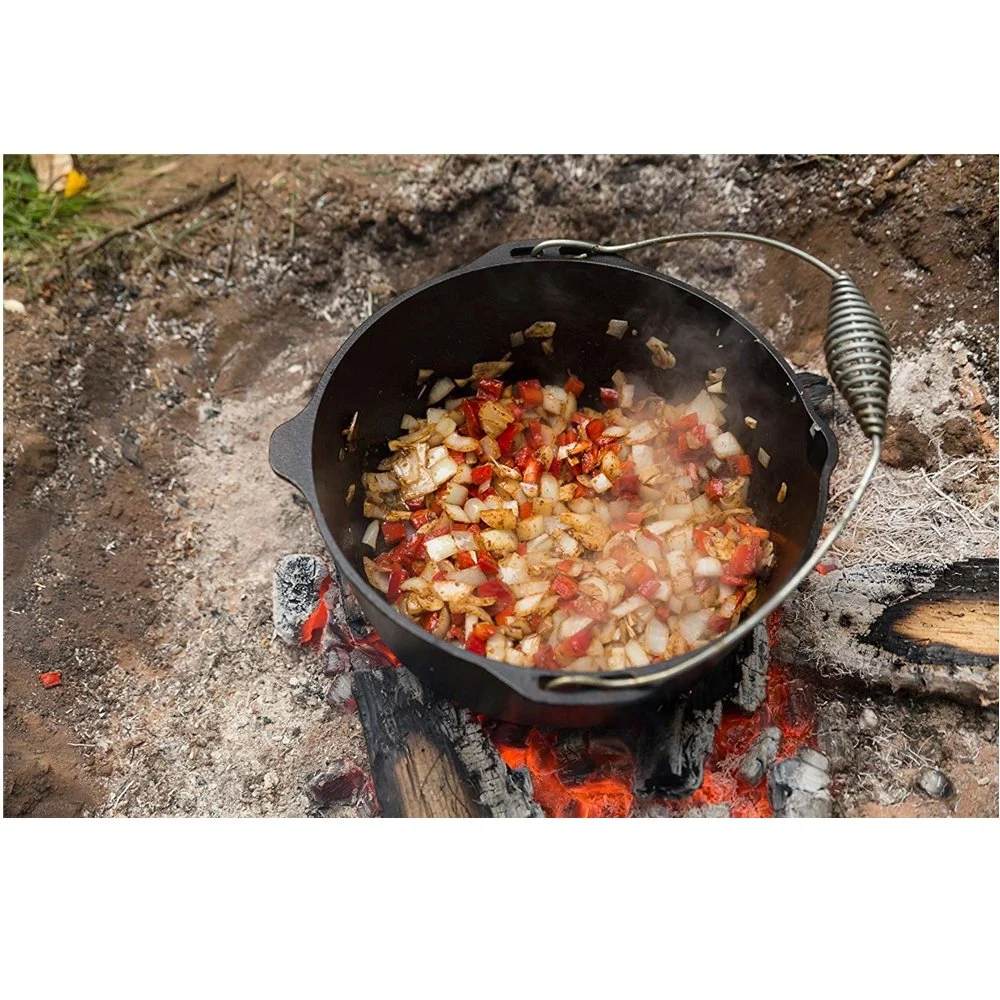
[[274, 550, 850, 818]]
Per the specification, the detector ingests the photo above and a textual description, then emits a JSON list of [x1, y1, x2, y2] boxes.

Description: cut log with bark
[[777, 559, 999, 707], [352, 667, 543, 818]]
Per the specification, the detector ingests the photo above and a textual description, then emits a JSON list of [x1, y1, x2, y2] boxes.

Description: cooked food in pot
[[359, 329, 774, 672]]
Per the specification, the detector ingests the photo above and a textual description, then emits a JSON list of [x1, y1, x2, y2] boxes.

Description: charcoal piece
[[730, 622, 770, 713], [815, 702, 853, 771], [325, 673, 354, 707], [915, 767, 954, 799], [634, 698, 722, 799], [681, 804, 731, 818], [273, 553, 330, 645], [768, 749, 833, 818], [306, 761, 367, 807], [334, 565, 374, 639], [738, 726, 782, 785]]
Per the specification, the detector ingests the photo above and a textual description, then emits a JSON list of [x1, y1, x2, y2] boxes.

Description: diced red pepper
[[496, 422, 520, 456], [476, 580, 514, 622], [526, 420, 545, 449], [466, 523, 481, 534], [476, 377, 505, 401], [655, 605, 673, 623], [566, 596, 608, 621], [516, 542, 528, 556], [625, 561, 656, 590], [548, 457, 562, 477], [410, 508, 433, 528], [448, 449, 466, 463], [432, 570, 449, 581], [39, 671, 62, 688], [738, 522, 770, 540], [599, 387, 620, 409], [466, 634, 488, 656], [728, 453, 753, 476], [551, 574, 579, 599], [693, 527, 712, 553], [456, 550, 477, 569], [471, 622, 497, 640], [637, 578, 662, 601], [534, 646, 561, 670], [507, 401, 523, 420], [556, 559, 580, 575], [728, 539, 762, 577], [705, 479, 726, 501], [387, 567, 407, 603], [477, 485, 496, 500], [581, 446, 600, 473], [558, 624, 593, 659], [685, 461, 700, 481], [564, 374, 585, 397], [522, 459, 542, 484], [688, 423, 708, 449], [477, 552, 500, 577], [381, 520, 408, 544], [447, 623, 465, 641], [461, 399, 483, 438], [516, 379, 544, 407], [585, 418, 606, 442], [673, 412, 699, 433], [625, 510, 645, 526], [708, 614, 731, 634], [518, 502, 534, 520], [721, 572, 750, 588], [404, 497, 426, 511], [613, 474, 640, 497], [528, 612, 546, 632], [513, 446, 533, 470], [470, 464, 492, 485], [423, 611, 442, 634], [425, 521, 452, 539]]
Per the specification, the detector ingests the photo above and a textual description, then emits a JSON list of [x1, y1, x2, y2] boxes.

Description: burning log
[[731, 622, 771, 714], [352, 667, 543, 818], [634, 699, 722, 799], [777, 559, 999, 707]]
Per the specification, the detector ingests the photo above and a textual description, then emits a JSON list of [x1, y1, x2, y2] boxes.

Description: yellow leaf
[[64, 169, 88, 198]]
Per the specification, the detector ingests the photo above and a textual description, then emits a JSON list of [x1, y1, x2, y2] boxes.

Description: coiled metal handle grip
[[529, 230, 890, 694]]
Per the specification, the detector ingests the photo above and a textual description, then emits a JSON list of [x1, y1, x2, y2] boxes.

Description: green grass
[[3, 154, 105, 260]]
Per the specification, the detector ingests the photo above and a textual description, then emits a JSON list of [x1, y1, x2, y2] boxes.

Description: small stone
[[859, 708, 879, 731], [931, 402, 947, 416], [263, 771, 279, 791], [306, 761, 367, 807], [916, 767, 954, 800]]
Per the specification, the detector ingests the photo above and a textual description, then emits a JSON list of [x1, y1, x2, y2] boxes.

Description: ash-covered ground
[[4, 154, 997, 817]]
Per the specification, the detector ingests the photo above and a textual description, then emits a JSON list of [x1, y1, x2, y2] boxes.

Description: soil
[[4, 154, 997, 817]]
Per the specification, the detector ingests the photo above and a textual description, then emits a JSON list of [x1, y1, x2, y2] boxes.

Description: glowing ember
[[300, 575, 332, 644]]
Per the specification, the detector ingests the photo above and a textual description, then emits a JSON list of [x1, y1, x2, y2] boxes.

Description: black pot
[[269, 240, 838, 727]]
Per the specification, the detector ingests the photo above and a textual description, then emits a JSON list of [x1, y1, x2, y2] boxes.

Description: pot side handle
[[269, 404, 315, 500]]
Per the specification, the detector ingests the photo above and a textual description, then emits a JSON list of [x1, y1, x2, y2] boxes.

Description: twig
[[288, 189, 297, 251], [885, 154, 921, 182], [224, 175, 244, 283], [74, 175, 237, 260]]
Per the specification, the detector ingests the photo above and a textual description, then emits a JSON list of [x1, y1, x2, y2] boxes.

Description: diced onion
[[611, 595, 649, 618], [758, 447, 771, 469], [400, 414, 419, 430], [606, 319, 628, 339], [510, 329, 525, 347], [625, 640, 650, 667], [428, 377, 456, 404], [711, 431, 742, 459], [429, 457, 459, 485], [425, 534, 459, 561], [695, 556, 723, 577], [362, 520, 380, 549], [679, 609, 712, 645], [642, 618, 669, 657]]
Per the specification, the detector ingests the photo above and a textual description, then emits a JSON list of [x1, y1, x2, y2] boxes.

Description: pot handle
[[530, 231, 891, 693], [269, 403, 316, 500]]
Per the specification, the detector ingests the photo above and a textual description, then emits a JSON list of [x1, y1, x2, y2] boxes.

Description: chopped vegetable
[[646, 336, 676, 370], [359, 352, 774, 672], [605, 319, 628, 339], [757, 447, 771, 469], [777, 481, 788, 503]]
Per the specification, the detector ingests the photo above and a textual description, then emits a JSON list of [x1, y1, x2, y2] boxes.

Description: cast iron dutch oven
[[270, 233, 890, 727]]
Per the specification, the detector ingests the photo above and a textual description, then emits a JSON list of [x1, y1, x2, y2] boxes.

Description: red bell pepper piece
[[423, 611, 442, 634], [558, 624, 593, 659], [581, 446, 600, 473], [518, 501, 534, 520], [655, 604, 673, 623], [556, 559, 580, 575], [387, 567, 407, 603], [721, 572, 750, 587], [513, 446, 533, 470], [637, 577, 661, 600], [599, 387, 620, 409], [728, 539, 762, 577], [526, 420, 545, 449], [693, 527, 712, 553], [625, 510, 645, 526], [522, 459, 542, 484], [564, 374, 585, 397], [507, 401, 523, 420], [39, 671, 62, 688], [456, 550, 477, 569], [432, 570, 449, 581], [476, 580, 514, 621], [461, 399, 483, 438], [728, 453, 753, 476], [470, 464, 492, 485], [477, 552, 500, 577], [551, 574, 579, 599], [476, 377, 505, 401], [688, 423, 708, 448], [496, 422, 520, 456], [705, 479, 726, 501], [673, 412, 699, 433], [625, 561, 656, 590], [585, 418, 606, 442], [566, 596, 608, 621], [381, 521, 408, 544], [534, 646, 561, 670], [466, 634, 488, 656], [516, 379, 544, 407], [708, 614, 731, 634], [548, 457, 562, 477], [613, 474, 640, 497], [471, 622, 497, 641], [410, 508, 433, 528]]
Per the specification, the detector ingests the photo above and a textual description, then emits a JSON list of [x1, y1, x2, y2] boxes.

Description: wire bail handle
[[530, 231, 891, 693]]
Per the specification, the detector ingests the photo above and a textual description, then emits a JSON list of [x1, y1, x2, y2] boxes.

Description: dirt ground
[[3, 154, 997, 817]]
